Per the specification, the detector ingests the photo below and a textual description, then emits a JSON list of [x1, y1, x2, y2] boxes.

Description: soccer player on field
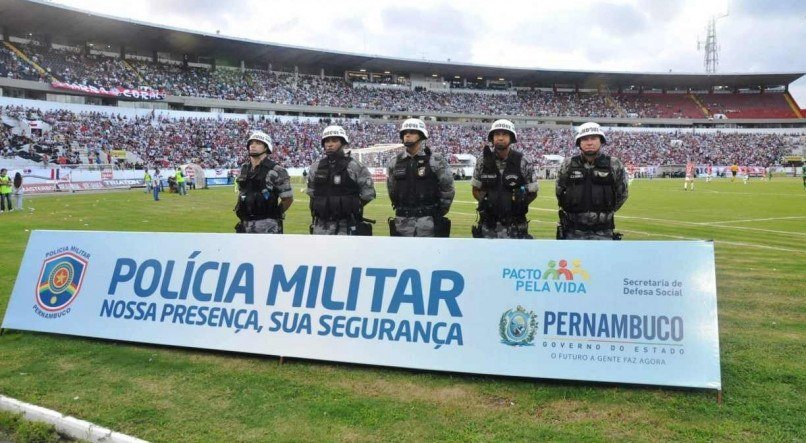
[[684, 161, 695, 191]]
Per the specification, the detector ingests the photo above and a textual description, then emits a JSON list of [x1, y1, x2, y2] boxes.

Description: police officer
[[471, 119, 538, 239], [307, 125, 376, 235], [234, 130, 294, 233], [386, 118, 455, 237], [555, 122, 629, 240]]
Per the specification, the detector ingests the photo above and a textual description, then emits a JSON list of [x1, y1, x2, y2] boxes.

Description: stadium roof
[[1, 0, 803, 90]]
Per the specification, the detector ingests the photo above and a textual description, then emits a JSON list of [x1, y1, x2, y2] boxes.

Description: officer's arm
[[555, 159, 571, 205], [523, 160, 539, 204], [470, 159, 484, 201], [305, 161, 317, 198], [613, 159, 629, 211], [472, 186, 483, 201], [352, 161, 376, 205], [385, 159, 395, 204], [435, 155, 455, 213], [272, 167, 295, 212], [280, 197, 293, 213]]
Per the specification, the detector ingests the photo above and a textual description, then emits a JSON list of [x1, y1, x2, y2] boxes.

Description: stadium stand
[[0, 43, 44, 81], [697, 92, 799, 119], [1, 40, 800, 120], [15, 42, 141, 89], [2, 105, 799, 170], [614, 93, 707, 119]]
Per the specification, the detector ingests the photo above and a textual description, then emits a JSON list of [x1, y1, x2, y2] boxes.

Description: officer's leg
[[264, 219, 282, 234], [313, 220, 343, 235], [242, 220, 256, 233], [480, 224, 501, 239], [563, 229, 585, 240], [336, 219, 351, 235], [312, 221, 330, 235], [246, 219, 270, 233], [414, 216, 435, 237], [394, 217, 416, 237]]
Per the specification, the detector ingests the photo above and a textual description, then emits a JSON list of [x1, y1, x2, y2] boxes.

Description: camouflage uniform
[[471, 150, 539, 239], [243, 218, 283, 234], [387, 149, 455, 237], [235, 157, 293, 234], [555, 153, 628, 240], [307, 153, 376, 235]]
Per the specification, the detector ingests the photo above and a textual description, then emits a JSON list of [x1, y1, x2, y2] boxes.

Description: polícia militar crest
[[499, 305, 537, 346], [36, 251, 88, 313]]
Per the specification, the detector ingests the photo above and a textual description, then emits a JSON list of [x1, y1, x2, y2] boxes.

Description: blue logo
[[36, 252, 88, 313], [499, 306, 537, 346]]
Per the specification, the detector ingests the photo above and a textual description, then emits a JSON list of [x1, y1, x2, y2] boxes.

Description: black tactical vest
[[236, 158, 281, 220], [311, 154, 361, 220], [479, 148, 527, 219], [560, 154, 616, 213], [391, 150, 439, 214]]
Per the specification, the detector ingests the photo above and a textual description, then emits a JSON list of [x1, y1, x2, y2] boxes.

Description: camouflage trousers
[[243, 218, 282, 234], [564, 229, 614, 240], [312, 219, 351, 235], [480, 221, 531, 239], [393, 216, 435, 237]]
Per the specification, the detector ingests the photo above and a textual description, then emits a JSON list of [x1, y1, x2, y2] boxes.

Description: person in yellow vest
[[730, 163, 739, 182], [0, 169, 12, 212], [144, 170, 152, 194], [175, 167, 187, 196]]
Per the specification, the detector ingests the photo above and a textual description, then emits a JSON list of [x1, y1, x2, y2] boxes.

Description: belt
[[395, 207, 437, 217]]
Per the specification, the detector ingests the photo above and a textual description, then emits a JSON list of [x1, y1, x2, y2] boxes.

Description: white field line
[[696, 216, 806, 225], [452, 203, 805, 244], [615, 214, 806, 237], [695, 189, 806, 197], [455, 203, 804, 236], [620, 230, 805, 254]]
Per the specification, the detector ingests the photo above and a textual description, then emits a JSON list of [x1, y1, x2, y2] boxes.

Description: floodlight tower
[[697, 10, 729, 74]]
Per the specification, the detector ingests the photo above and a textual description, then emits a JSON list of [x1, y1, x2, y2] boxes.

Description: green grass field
[[0, 178, 804, 442]]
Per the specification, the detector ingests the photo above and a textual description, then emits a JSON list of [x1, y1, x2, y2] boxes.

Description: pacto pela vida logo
[[502, 259, 590, 294]]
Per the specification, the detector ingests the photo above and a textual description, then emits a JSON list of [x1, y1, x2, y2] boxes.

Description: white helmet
[[246, 130, 273, 153], [399, 118, 429, 140], [487, 119, 517, 143], [321, 125, 350, 146], [575, 122, 607, 146]]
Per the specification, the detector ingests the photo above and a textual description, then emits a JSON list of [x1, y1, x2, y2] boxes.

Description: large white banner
[[2, 231, 721, 389]]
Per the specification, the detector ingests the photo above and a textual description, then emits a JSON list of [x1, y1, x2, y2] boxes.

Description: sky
[[50, 0, 806, 107]]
